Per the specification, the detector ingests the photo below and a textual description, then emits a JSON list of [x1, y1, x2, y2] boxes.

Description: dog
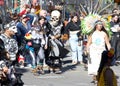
[[31, 65, 44, 75], [46, 56, 62, 74]]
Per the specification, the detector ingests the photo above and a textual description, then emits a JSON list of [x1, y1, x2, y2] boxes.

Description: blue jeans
[[69, 34, 83, 62], [37, 47, 45, 65], [25, 45, 36, 66]]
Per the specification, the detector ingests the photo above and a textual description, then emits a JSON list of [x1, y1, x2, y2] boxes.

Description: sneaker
[[32, 65, 36, 69], [54, 70, 62, 74], [43, 64, 48, 68], [25, 64, 32, 68], [11, 74, 16, 79], [20, 65, 24, 68], [91, 80, 97, 84], [72, 61, 77, 65]]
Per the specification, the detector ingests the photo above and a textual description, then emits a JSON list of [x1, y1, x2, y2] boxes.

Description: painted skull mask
[[50, 10, 60, 26]]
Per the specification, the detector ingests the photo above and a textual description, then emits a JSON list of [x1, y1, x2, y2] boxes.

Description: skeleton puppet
[[49, 10, 63, 56], [47, 10, 63, 73], [49, 10, 63, 40]]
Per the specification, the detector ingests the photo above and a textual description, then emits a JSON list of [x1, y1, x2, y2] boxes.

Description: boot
[[31, 67, 38, 73], [37, 65, 44, 75], [31, 66, 40, 76]]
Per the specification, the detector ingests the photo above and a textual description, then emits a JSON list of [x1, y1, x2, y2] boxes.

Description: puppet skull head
[[51, 10, 60, 26]]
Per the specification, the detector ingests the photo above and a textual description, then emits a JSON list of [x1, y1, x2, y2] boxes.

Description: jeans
[[24, 50, 36, 67], [29, 50, 36, 66], [69, 33, 83, 62], [37, 47, 45, 65]]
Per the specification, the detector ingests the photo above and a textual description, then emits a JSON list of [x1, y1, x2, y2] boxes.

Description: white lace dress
[[88, 31, 106, 75]]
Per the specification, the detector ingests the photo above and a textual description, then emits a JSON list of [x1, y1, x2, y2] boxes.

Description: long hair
[[38, 16, 46, 32], [90, 20, 109, 37]]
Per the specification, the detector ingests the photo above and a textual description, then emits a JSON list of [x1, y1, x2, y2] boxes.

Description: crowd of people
[[0, 3, 120, 86], [0, 4, 70, 85]]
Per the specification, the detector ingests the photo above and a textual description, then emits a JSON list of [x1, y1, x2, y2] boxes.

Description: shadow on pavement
[[61, 60, 78, 73], [15, 67, 30, 74]]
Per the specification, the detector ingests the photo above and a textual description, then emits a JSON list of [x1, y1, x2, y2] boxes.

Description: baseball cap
[[22, 14, 27, 18], [22, 14, 29, 19], [22, 14, 30, 21]]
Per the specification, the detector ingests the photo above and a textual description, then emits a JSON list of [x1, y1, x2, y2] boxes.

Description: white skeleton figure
[[50, 10, 61, 26], [49, 10, 63, 37], [49, 10, 63, 56]]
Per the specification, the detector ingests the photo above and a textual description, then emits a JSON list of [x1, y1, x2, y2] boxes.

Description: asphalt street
[[18, 50, 120, 86]]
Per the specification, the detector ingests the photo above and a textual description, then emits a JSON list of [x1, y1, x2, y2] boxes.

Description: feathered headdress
[[79, 0, 113, 16], [81, 14, 112, 36], [79, 0, 113, 36]]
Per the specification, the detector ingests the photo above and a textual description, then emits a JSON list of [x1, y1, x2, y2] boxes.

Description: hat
[[22, 14, 28, 18], [93, 20, 103, 29], [22, 14, 30, 20], [94, 20, 103, 26]]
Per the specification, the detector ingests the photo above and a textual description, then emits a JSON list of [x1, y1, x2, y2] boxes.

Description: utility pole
[[39, 0, 43, 9], [61, 0, 65, 20], [0, 0, 7, 30]]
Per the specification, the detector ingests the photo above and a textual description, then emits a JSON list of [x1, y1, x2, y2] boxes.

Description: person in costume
[[97, 48, 117, 86], [47, 10, 69, 73], [86, 20, 111, 83], [0, 23, 21, 85], [0, 22, 18, 63]]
